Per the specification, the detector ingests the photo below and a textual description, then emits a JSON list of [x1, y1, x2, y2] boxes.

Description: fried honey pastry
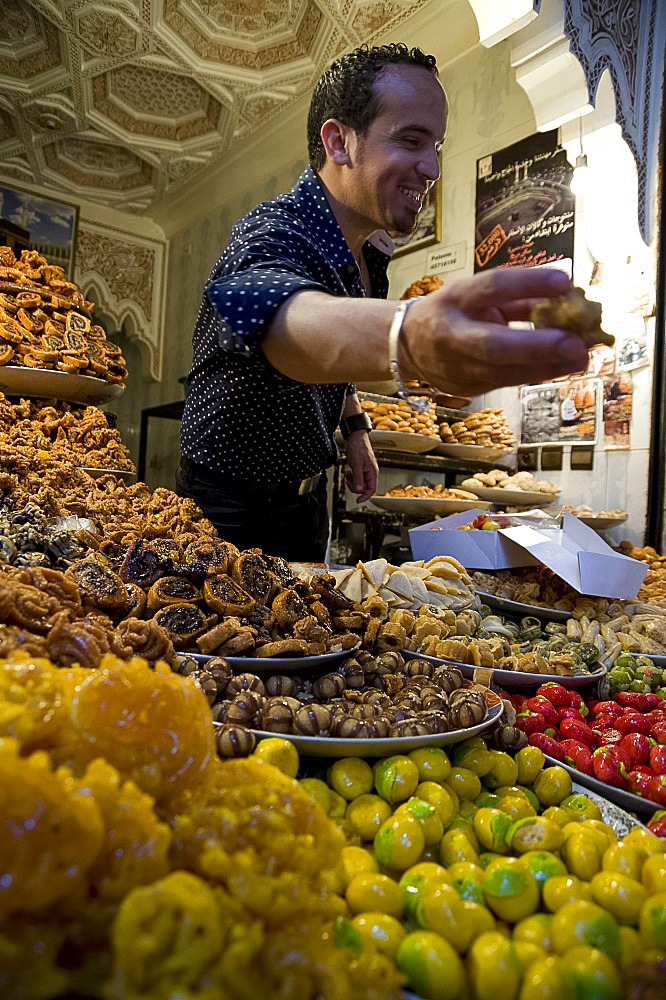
[[152, 602, 216, 645], [202, 573, 256, 617], [61, 657, 217, 807], [530, 285, 614, 347], [231, 550, 279, 605], [0, 578, 62, 633], [0, 740, 105, 922], [45, 609, 111, 669], [146, 575, 202, 611], [65, 559, 130, 615], [183, 538, 233, 575], [110, 617, 175, 664], [271, 587, 309, 629], [119, 538, 170, 588]]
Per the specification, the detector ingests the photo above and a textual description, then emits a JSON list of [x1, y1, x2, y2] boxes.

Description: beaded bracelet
[[387, 299, 431, 412]]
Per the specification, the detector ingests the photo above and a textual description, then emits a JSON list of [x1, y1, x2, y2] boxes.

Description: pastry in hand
[[530, 286, 614, 348]]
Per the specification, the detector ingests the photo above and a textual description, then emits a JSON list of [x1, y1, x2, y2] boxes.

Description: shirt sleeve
[[205, 217, 335, 353]]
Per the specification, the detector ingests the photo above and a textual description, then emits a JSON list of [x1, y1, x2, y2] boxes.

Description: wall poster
[[0, 184, 78, 279], [475, 130, 574, 274], [520, 378, 599, 446], [603, 372, 632, 450]]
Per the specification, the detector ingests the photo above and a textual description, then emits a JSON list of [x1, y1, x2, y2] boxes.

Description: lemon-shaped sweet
[[298, 776, 331, 812], [623, 827, 664, 856], [327, 788, 347, 818], [518, 954, 566, 1000], [532, 766, 572, 807], [508, 817, 564, 854], [601, 842, 644, 882], [417, 780, 459, 825], [559, 945, 622, 1000], [327, 757, 374, 801], [351, 910, 406, 958], [513, 940, 548, 971], [513, 913, 553, 952], [496, 795, 535, 822], [445, 766, 482, 801], [518, 851, 567, 896], [399, 862, 449, 920], [374, 755, 420, 804], [542, 874, 592, 912], [341, 845, 378, 888], [415, 881, 475, 953], [474, 807, 513, 853], [468, 931, 522, 1000], [253, 737, 299, 778], [345, 872, 404, 918], [440, 828, 480, 867], [551, 900, 621, 961], [374, 812, 425, 872], [641, 852, 666, 893], [448, 861, 485, 905], [638, 891, 666, 951], [618, 925, 642, 968], [397, 929, 465, 1000], [481, 858, 540, 924], [589, 870, 647, 925], [408, 746, 452, 783], [515, 745, 546, 786], [345, 793, 392, 841], [483, 750, 519, 790], [395, 796, 444, 846]]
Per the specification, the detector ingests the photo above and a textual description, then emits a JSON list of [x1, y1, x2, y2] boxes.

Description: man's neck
[[316, 171, 371, 264]]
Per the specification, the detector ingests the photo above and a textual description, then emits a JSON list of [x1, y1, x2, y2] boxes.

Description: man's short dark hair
[[307, 43, 439, 172]]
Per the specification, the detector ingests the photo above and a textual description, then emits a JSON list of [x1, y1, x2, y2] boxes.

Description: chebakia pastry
[[530, 286, 614, 348]]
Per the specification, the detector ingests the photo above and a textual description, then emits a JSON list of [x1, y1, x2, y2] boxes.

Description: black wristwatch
[[339, 412, 373, 439]]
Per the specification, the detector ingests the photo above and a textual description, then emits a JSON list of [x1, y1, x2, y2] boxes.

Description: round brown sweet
[[211, 699, 231, 722], [225, 690, 264, 727], [215, 724, 256, 758], [389, 719, 429, 737], [332, 716, 376, 739], [205, 657, 233, 690], [193, 669, 218, 704], [293, 703, 332, 736], [339, 660, 366, 689], [260, 697, 295, 734], [265, 674, 298, 698], [406, 658, 435, 677], [432, 666, 464, 692], [312, 672, 346, 700], [226, 672, 266, 698]]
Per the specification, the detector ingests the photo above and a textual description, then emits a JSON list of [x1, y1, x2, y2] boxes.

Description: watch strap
[[339, 412, 372, 439]]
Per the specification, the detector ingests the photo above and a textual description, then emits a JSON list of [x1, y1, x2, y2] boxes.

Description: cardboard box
[[409, 510, 647, 599]]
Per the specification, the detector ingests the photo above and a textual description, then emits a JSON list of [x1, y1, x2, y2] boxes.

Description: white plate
[[369, 430, 440, 454], [402, 650, 606, 689], [542, 754, 658, 815], [213, 703, 503, 758], [370, 495, 492, 516], [78, 467, 135, 481], [475, 590, 570, 622], [432, 443, 514, 460], [0, 366, 124, 405], [467, 485, 561, 505], [175, 646, 359, 673], [574, 514, 628, 530]]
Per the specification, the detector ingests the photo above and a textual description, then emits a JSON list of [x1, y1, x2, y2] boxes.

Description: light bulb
[[570, 153, 589, 196]]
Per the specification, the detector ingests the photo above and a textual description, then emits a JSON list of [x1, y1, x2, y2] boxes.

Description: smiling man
[[177, 43, 588, 560]]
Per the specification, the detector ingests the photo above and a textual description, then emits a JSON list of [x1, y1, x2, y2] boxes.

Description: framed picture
[[0, 183, 78, 279], [392, 177, 442, 258], [520, 378, 600, 447]]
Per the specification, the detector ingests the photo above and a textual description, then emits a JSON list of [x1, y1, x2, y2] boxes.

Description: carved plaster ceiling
[[0, 0, 436, 212]]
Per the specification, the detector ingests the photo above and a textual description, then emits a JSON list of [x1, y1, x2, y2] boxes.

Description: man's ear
[[321, 118, 352, 166]]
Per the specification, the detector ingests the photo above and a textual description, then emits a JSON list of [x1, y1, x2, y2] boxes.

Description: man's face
[[344, 64, 448, 236]]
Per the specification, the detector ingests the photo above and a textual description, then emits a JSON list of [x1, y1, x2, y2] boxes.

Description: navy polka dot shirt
[[180, 167, 392, 486]]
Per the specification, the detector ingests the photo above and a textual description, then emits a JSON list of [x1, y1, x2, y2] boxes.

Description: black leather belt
[[178, 456, 323, 496]]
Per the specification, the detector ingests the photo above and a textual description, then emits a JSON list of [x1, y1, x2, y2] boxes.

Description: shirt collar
[[291, 167, 394, 267]]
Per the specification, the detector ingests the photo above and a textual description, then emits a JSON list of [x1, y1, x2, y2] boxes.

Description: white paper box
[[409, 510, 647, 598]]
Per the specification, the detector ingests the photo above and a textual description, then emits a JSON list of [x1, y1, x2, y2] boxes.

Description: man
[[176, 43, 588, 560]]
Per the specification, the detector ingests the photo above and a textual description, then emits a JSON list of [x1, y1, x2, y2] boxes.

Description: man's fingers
[[445, 266, 570, 312]]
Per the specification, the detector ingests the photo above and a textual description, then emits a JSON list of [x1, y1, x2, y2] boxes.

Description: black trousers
[[175, 457, 329, 562]]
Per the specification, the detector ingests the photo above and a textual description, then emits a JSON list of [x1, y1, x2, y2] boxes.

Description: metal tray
[[402, 650, 605, 689]]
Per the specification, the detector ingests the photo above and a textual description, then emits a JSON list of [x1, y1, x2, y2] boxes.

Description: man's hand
[[345, 431, 378, 502], [400, 267, 590, 397]]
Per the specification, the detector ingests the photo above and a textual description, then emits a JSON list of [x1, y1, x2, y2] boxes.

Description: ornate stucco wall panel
[[75, 222, 167, 381]]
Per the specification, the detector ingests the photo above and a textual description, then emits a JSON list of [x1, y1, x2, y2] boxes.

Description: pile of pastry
[[461, 469, 561, 496], [383, 483, 477, 500], [439, 407, 516, 449], [0, 246, 127, 385], [0, 393, 134, 472], [360, 396, 439, 437]]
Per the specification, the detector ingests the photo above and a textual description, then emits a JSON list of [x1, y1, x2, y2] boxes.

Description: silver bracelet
[[387, 299, 431, 412]]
